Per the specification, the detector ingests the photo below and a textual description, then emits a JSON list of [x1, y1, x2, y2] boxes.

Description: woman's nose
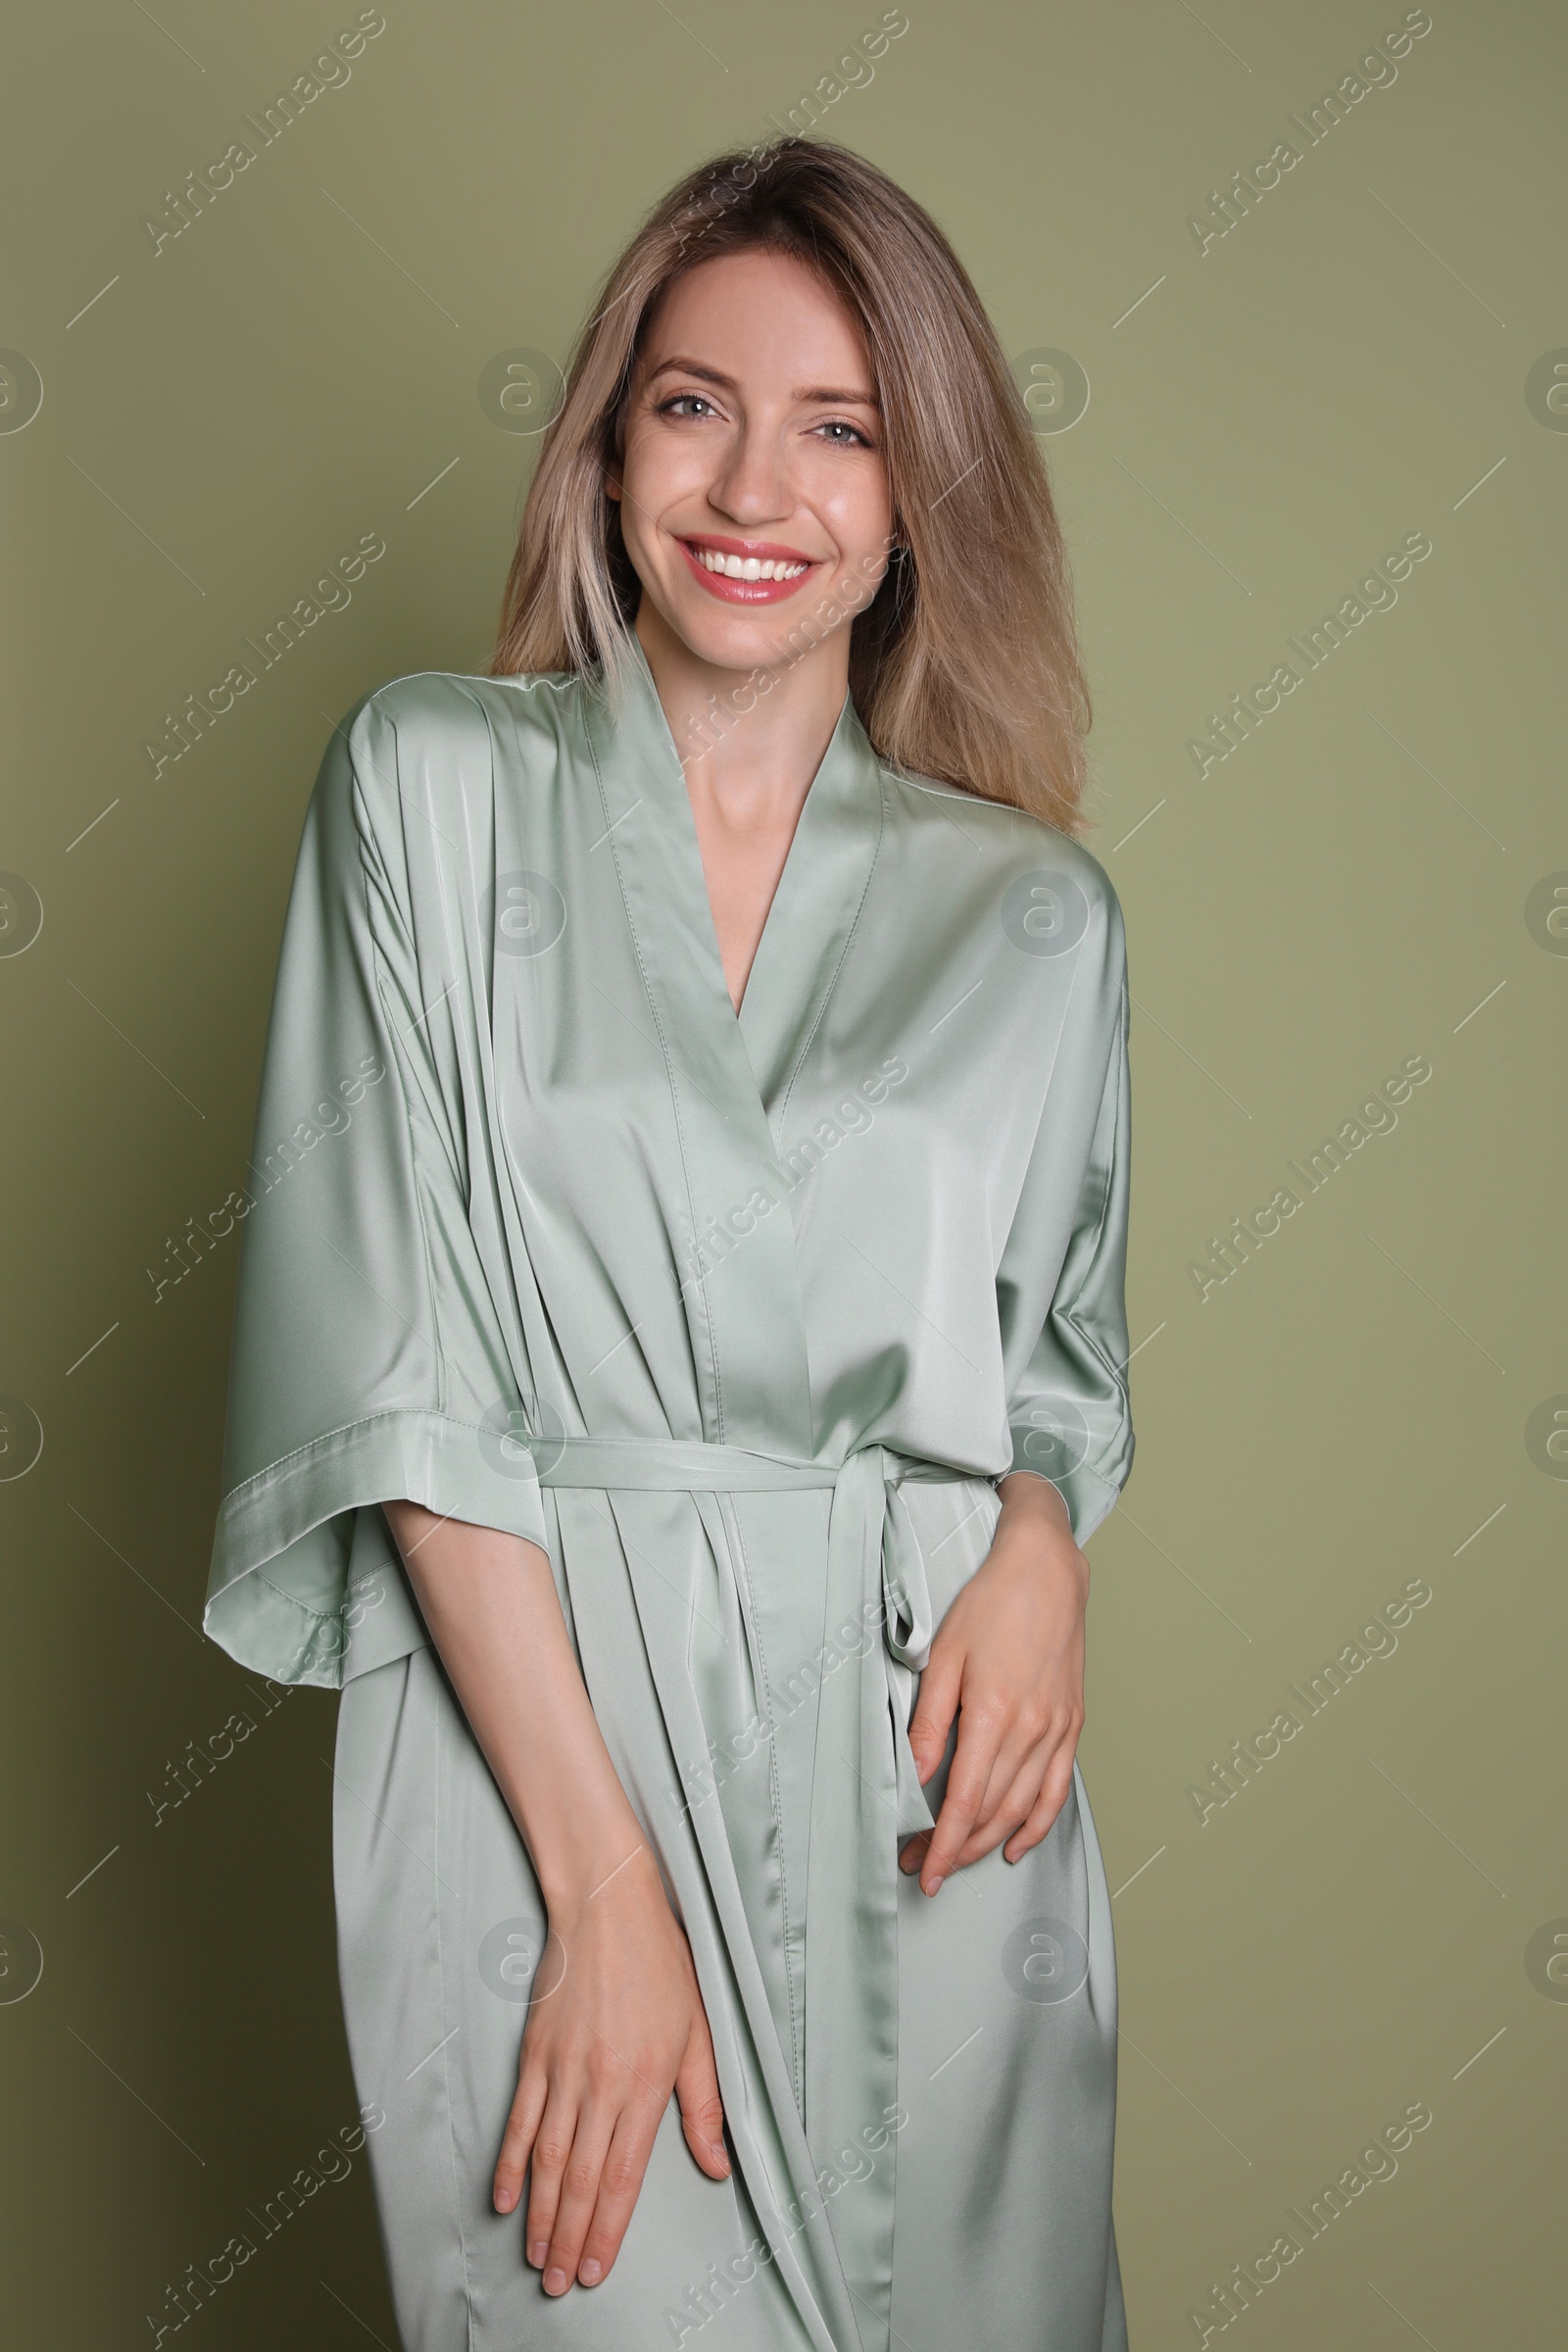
[[708, 427, 793, 525]]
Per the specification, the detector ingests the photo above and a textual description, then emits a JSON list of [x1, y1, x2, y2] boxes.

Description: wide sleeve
[[995, 880, 1134, 1548], [202, 689, 549, 1688]]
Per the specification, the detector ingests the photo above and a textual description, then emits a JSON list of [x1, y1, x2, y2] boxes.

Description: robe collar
[[581, 627, 887, 1120]]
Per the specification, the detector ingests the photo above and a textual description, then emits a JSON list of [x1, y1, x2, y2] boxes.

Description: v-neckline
[[586, 633, 885, 1115]]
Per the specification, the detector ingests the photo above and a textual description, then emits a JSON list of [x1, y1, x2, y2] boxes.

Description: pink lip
[[676, 534, 823, 605]]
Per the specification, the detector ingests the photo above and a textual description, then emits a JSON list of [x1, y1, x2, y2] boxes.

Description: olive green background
[[2, 1, 1562, 2343]]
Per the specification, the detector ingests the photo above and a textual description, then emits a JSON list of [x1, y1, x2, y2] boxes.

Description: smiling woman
[[205, 135, 1135, 2352], [496, 139, 1091, 833]]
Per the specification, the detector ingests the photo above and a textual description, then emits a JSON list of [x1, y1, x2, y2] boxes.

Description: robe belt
[[528, 1434, 986, 2352], [529, 1436, 975, 1836]]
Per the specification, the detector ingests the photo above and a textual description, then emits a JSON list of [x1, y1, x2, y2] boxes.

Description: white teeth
[[693, 547, 808, 581]]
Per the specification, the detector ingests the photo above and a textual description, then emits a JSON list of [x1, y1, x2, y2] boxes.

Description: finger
[[961, 1714, 1052, 1841], [523, 2087, 579, 2279], [674, 2017, 730, 2179], [573, 2093, 665, 2285], [941, 1690, 1084, 1873], [919, 1703, 1007, 1891], [494, 2053, 548, 2216], [951, 1740, 1054, 1869], [969, 1685, 1081, 1838], [905, 1644, 962, 1785], [542, 2099, 619, 2297], [907, 1703, 1078, 1878], [1002, 1737, 1080, 1864]]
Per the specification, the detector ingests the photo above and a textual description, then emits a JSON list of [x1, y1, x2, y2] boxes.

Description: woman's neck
[[634, 597, 850, 817], [633, 600, 851, 1010]]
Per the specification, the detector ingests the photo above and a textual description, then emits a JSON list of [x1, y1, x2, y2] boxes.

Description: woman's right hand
[[381, 1502, 731, 2296], [493, 1840, 730, 2295]]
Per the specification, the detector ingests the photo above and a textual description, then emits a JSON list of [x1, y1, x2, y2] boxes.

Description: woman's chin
[[647, 593, 814, 679]]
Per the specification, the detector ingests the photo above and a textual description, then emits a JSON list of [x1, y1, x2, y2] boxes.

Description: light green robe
[[204, 636, 1135, 2352]]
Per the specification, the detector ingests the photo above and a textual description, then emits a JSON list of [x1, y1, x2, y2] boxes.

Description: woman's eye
[[658, 398, 874, 447]]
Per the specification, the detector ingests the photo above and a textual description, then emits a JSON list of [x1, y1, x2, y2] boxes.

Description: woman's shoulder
[[302, 669, 593, 922], [876, 759, 1124, 938], [320, 666, 586, 827], [348, 664, 583, 747]]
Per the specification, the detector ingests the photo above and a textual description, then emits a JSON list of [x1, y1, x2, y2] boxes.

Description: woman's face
[[611, 248, 896, 678]]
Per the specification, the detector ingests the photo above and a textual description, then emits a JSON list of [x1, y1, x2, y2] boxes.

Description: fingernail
[[712, 2146, 730, 2173], [495, 2186, 514, 2211], [528, 2242, 547, 2267], [578, 2258, 602, 2284], [925, 1873, 944, 1894], [544, 2267, 568, 2294]]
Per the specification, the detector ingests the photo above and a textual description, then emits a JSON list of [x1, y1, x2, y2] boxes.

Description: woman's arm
[[382, 1502, 730, 2297], [907, 892, 1133, 1897], [899, 1471, 1089, 1894]]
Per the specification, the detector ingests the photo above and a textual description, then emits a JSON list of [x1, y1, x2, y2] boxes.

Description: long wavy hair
[[492, 137, 1093, 834]]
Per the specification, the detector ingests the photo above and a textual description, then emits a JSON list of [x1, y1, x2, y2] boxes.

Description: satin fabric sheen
[[204, 636, 1135, 2351]]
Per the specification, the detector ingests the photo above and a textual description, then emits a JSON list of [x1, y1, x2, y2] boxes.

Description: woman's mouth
[[676, 535, 822, 604]]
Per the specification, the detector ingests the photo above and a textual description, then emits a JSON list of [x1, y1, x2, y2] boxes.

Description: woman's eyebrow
[[797, 383, 880, 408], [645, 356, 879, 407]]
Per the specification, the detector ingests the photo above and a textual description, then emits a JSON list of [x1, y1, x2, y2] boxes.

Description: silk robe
[[204, 634, 1136, 2352]]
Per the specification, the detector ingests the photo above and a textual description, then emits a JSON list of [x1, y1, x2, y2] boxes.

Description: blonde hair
[[492, 137, 1093, 833]]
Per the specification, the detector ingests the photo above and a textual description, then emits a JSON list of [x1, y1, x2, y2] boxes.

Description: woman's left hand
[[899, 1472, 1089, 1895]]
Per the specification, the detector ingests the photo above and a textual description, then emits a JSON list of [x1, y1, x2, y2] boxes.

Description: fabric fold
[[205, 1406, 550, 1687], [533, 1434, 962, 2352]]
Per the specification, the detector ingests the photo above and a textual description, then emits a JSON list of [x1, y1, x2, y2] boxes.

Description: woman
[[205, 138, 1134, 2352]]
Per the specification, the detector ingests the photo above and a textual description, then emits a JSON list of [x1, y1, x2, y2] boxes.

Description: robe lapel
[[580, 637, 883, 1459], [731, 695, 887, 1125]]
